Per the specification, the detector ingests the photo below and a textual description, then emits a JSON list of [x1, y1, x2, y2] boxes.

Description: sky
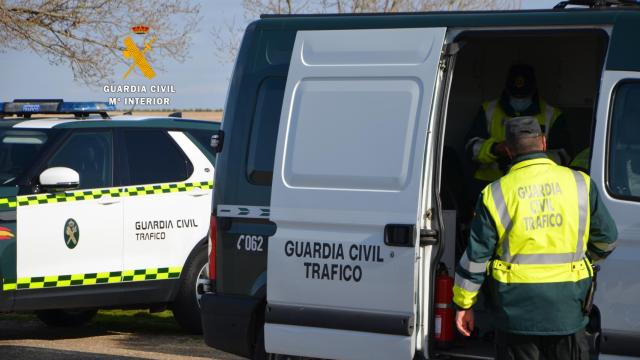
[[0, 0, 559, 110]]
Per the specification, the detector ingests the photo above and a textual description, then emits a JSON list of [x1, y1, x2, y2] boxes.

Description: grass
[[93, 309, 182, 333]]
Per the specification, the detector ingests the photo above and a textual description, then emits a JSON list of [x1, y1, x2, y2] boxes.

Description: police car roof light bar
[[0, 99, 116, 119]]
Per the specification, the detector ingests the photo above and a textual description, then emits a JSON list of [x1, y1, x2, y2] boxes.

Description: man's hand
[[493, 142, 509, 159], [456, 309, 475, 337]]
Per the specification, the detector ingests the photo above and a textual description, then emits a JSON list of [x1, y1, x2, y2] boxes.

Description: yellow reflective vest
[[483, 157, 591, 279], [571, 148, 591, 171], [454, 157, 595, 334], [472, 100, 562, 182]]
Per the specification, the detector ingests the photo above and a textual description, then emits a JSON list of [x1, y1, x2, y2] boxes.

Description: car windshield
[[0, 130, 50, 185]]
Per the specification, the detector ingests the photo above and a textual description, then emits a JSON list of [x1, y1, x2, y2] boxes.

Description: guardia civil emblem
[[64, 218, 79, 249]]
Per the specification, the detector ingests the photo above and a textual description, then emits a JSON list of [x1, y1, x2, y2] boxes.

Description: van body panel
[[205, 23, 295, 356], [606, 13, 640, 72], [213, 23, 282, 296], [265, 323, 413, 360], [591, 70, 640, 356], [266, 27, 446, 358]]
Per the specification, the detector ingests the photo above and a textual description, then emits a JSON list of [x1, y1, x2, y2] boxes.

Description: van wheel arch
[[251, 297, 267, 360]]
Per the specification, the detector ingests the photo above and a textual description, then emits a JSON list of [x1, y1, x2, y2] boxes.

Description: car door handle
[[189, 188, 209, 197], [97, 196, 121, 205], [384, 224, 416, 247]]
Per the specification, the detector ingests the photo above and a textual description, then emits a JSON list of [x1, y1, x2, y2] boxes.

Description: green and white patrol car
[[0, 99, 218, 333]]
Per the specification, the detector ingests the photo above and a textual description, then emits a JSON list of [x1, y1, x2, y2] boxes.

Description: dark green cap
[[505, 116, 542, 144]]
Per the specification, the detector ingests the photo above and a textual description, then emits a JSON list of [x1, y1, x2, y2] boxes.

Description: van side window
[[246, 77, 286, 185], [608, 81, 640, 199], [47, 131, 113, 190], [121, 130, 192, 185]]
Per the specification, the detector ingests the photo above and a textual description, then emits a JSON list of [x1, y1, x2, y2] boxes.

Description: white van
[[202, 2, 640, 359]]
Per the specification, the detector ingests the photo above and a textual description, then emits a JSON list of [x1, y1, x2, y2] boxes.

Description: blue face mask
[[510, 97, 533, 112]]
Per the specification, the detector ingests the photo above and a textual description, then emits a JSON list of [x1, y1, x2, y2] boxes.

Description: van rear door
[[266, 27, 446, 360]]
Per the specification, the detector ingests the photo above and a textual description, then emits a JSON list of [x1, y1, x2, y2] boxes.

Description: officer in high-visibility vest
[[465, 64, 573, 199], [570, 148, 591, 172], [454, 116, 617, 360]]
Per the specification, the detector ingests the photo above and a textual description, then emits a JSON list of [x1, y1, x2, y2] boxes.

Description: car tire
[[35, 309, 97, 327], [172, 246, 207, 334]]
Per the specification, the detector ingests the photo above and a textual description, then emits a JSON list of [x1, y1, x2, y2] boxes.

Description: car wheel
[[35, 309, 97, 327], [172, 246, 207, 334]]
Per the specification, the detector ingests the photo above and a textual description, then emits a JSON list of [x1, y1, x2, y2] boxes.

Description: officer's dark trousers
[[495, 329, 590, 360]]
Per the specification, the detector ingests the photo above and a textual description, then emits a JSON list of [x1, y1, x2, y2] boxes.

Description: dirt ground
[[0, 312, 242, 360]]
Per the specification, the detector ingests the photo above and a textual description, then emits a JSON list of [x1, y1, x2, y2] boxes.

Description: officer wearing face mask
[[465, 64, 572, 198]]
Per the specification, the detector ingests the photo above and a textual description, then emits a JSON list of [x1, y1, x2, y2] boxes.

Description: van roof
[[260, 7, 640, 19], [252, 7, 640, 72], [256, 7, 640, 28]]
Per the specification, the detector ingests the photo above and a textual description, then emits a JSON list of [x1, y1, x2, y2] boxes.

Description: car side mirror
[[210, 130, 224, 154], [39, 167, 79, 192]]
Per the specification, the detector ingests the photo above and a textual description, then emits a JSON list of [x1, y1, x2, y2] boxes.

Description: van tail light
[[208, 215, 217, 283]]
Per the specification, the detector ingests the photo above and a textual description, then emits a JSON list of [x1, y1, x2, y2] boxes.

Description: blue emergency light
[[0, 99, 116, 119]]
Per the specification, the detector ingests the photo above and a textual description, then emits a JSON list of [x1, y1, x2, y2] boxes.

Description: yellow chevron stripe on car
[[122, 181, 213, 197], [2, 266, 182, 291], [0, 181, 213, 210]]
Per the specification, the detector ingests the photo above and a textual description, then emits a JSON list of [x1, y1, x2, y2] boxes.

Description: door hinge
[[419, 229, 439, 247]]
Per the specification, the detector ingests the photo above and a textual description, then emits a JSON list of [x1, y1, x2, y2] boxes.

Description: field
[[109, 111, 223, 122]]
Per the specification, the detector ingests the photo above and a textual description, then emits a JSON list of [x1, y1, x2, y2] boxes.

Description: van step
[[432, 338, 494, 360], [434, 352, 493, 360]]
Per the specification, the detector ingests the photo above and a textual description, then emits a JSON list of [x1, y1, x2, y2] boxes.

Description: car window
[[185, 129, 216, 151], [608, 81, 640, 200], [246, 77, 285, 185], [121, 130, 192, 186], [0, 130, 51, 185], [47, 131, 113, 190], [184, 129, 217, 164]]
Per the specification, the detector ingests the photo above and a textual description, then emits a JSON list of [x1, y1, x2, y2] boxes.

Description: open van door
[[266, 27, 446, 360], [590, 70, 640, 358]]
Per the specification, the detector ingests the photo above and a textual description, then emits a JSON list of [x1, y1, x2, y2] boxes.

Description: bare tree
[[213, 0, 520, 63], [0, 0, 201, 85]]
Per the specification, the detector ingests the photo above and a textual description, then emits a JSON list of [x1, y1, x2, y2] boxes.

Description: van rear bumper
[[201, 292, 263, 358]]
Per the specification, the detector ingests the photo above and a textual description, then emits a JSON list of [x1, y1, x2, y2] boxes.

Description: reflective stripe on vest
[[483, 158, 590, 269]]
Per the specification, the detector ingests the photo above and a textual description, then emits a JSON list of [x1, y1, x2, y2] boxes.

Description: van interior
[[436, 28, 608, 359]]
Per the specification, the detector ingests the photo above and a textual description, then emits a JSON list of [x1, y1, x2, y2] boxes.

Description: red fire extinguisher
[[434, 263, 455, 348]]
